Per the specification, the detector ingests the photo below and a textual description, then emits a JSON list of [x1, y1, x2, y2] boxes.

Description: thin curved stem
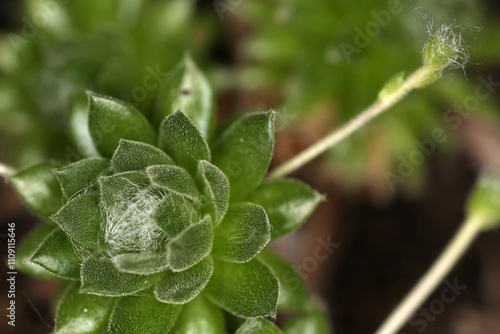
[[267, 66, 438, 180], [374, 217, 482, 334], [0, 163, 16, 178]]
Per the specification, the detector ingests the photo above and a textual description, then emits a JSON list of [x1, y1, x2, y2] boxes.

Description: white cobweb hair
[[423, 19, 480, 74], [100, 178, 167, 254]]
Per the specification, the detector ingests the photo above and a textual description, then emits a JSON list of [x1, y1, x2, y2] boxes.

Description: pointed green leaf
[[283, 307, 330, 334], [158, 110, 211, 174], [155, 55, 214, 140], [205, 259, 279, 318], [212, 112, 275, 200], [196, 160, 229, 225], [258, 250, 309, 311], [112, 253, 169, 275], [378, 71, 405, 101], [248, 179, 323, 239], [55, 282, 115, 334], [31, 229, 81, 280], [154, 193, 198, 239], [108, 294, 181, 334], [167, 216, 213, 271], [111, 139, 174, 173], [51, 193, 101, 248], [155, 256, 214, 304], [16, 225, 58, 279], [170, 296, 225, 334], [236, 318, 283, 334], [80, 258, 154, 296], [146, 165, 199, 200], [212, 203, 270, 263], [53, 158, 109, 200], [88, 92, 156, 157], [67, 93, 100, 159], [9, 161, 63, 219]]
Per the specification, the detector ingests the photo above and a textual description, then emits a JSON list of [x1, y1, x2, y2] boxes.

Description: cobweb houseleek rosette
[[9, 90, 323, 333]]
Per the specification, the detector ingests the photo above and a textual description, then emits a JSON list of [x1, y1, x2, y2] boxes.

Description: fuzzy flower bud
[[422, 23, 473, 71]]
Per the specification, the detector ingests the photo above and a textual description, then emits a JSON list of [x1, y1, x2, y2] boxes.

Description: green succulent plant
[[8, 58, 327, 333]]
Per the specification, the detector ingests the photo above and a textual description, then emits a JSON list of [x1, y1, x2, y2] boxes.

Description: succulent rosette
[[10, 58, 323, 333]]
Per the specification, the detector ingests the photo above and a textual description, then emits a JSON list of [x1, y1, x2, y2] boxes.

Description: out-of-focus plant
[[0, 0, 216, 166], [376, 169, 500, 334], [235, 0, 500, 192]]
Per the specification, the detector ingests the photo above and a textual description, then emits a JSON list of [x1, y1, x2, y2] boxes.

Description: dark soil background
[[1, 1, 500, 333]]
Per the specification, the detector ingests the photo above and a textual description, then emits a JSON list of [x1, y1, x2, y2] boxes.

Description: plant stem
[[267, 66, 438, 180], [374, 217, 483, 334], [0, 163, 16, 178]]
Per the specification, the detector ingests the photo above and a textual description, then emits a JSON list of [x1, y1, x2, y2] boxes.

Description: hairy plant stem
[[0, 163, 16, 178], [374, 217, 483, 334], [267, 65, 439, 180]]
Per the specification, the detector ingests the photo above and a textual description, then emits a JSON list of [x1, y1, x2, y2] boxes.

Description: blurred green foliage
[[235, 0, 500, 192], [2, 0, 500, 192], [0, 0, 216, 166]]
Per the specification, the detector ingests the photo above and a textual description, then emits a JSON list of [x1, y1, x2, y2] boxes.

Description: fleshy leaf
[[80, 258, 153, 296], [205, 259, 279, 318], [108, 294, 181, 334], [283, 307, 330, 334], [9, 161, 63, 219], [53, 158, 109, 200], [236, 318, 283, 334], [31, 229, 81, 280], [211, 112, 275, 200], [378, 71, 405, 101], [196, 160, 229, 225], [212, 203, 270, 263], [146, 165, 199, 200], [16, 225, 58, 279], [155, 256, 214, 304], [55, 282, 115, 334], [155, 55, 214, 140], [67, 93, 100, 159], [158, 110, 211, 174], [111, 139, 174, 172], [88, 92, 156, 157], [112, 253, 169, 275], [51, 193, 101, 248], [170, 296, 225, 334], [167, 216, 213, 271], [258, 250, 310, 311], [153, 193, 198, 238], [248, 179, 323, 239]]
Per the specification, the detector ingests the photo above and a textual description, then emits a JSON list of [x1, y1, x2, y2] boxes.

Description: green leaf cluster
[[10, 58, 325, 333], [0, 0, 217, 166]]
